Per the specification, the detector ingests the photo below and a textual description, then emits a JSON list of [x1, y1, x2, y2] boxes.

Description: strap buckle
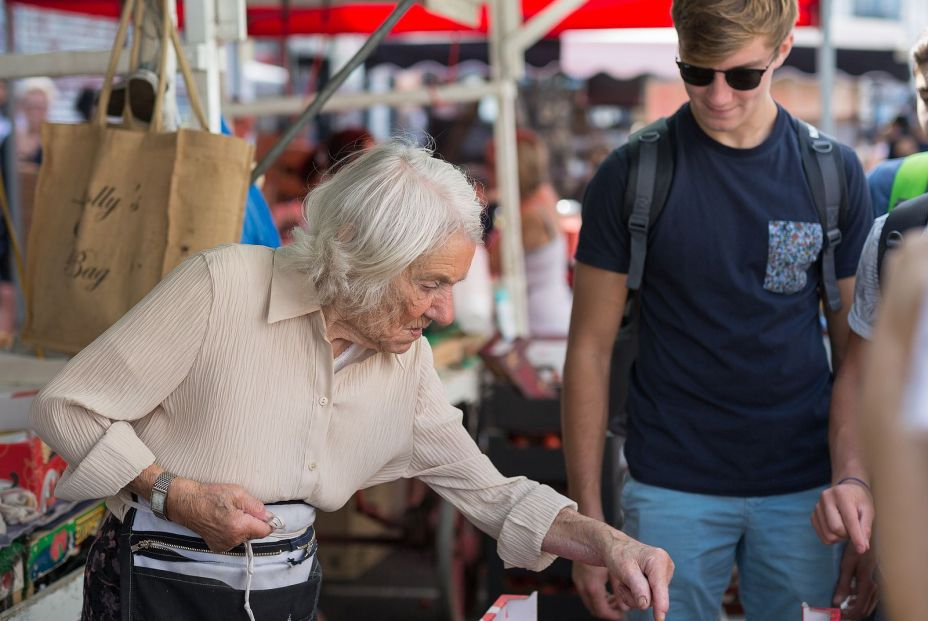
[[628, 212, 649, 234], [812, 139, 833, 154], [826, 228, 842, 246]]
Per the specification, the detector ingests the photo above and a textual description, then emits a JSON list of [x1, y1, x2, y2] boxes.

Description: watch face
[[151, 491, 166, 515]]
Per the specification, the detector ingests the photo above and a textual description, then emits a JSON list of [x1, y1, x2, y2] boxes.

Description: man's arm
[[824, 277, 856, 372], [561, 262, 628, 619], [562, 263, 628, 519], [813, 329, 874, 553], [816, 279, 875, 555]]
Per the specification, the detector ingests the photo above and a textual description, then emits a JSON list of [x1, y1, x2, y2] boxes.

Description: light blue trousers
[[621, 475, 843, 621]]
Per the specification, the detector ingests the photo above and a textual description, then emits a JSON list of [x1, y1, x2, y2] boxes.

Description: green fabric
[[888, 151, 928, 212]]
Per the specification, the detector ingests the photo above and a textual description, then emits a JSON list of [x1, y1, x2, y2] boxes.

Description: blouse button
[[319, 396, 329, 406], [307, 462, 317, 471]]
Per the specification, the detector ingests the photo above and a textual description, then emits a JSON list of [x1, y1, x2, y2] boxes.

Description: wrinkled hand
[[598, 537, 673, 621], [573, 562, 628, 620], [167, 479, 274, 552], [833, 544, 879, 620], [812, 481, 874, 553]]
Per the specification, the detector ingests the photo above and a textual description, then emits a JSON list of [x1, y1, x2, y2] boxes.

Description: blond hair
[[671, 0, 798, 65]]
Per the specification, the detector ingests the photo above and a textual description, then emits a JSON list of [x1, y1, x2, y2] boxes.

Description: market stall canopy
[[10, 0, 821, 36]]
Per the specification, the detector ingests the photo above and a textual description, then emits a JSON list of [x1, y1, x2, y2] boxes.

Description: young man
[[810, 30, 928, 620], [867, 30, 928, 216], [562, 1, 872, 620]]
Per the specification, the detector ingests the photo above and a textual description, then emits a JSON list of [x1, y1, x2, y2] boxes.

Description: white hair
[[14, 77, 57, 104], [280, 139, 483, 317]]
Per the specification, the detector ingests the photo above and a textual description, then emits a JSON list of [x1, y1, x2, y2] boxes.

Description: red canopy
[[11, 1, 820, 36]]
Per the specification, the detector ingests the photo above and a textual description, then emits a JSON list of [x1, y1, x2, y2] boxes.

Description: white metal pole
[[224, 79, 504, 117], [817, 0, 835, 134], [489, 0, 529, 338], [183, 0, 221, 132]]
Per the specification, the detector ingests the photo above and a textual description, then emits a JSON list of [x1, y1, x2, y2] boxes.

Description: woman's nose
[[425, 289, 455, 326]]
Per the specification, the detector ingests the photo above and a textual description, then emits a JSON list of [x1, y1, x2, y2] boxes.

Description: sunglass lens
[[678, 63, 714, 87], [725, 69, 763, 91]]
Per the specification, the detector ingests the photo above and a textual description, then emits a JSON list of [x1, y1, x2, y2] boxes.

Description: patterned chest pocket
[[763, 220, 823, 294]]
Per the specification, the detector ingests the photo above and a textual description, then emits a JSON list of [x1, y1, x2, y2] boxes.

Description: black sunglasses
[[675, 57, 775, 91]]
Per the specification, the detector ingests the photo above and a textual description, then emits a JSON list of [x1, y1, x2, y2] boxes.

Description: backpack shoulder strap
[[622, 117, 673, 291], [797, 120, 848, 312], [877, 193, 928, 286], [887, 151, 928, 213]]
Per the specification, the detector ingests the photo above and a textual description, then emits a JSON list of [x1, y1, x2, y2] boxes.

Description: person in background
[[3, 77, 55, 166], [810, 29, 928, 621], [274, 128, 377, 246], [31, 141, 673, 621], [562, 1, 872, 619], [320, 127, 376, 175], [867, 30, 928, 216], [0, 82, 11, 143], [486, 129, 574, 337], [0, 78, 56, 348], [859, 232, 928, 621]]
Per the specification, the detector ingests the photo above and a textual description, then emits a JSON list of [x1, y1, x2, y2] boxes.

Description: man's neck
[[695, 98, 779, 149]]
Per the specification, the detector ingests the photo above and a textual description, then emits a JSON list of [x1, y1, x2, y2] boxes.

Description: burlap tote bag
[[22, 0, 253, 354]]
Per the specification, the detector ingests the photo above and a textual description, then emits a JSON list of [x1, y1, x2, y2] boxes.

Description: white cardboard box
[[480, 592, 537, 621], [0, 353, 68, 431]]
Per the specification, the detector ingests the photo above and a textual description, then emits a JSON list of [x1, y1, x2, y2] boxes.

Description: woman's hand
[[545, 508, 674, 620], [598, 531, 674, 620], [167, 478, 274, 551]]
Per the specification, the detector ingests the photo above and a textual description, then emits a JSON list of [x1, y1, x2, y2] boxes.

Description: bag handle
[[163, 0, 209, 131], [94, 0, 209, 133], [94, 0, 136, 127]]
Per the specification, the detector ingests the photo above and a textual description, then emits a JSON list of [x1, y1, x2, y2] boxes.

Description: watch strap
[[150, 471, 177, 521]]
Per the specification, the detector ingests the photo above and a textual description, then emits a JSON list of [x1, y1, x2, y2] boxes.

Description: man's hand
[[167, 478, 274, 551], [573, 562, 628, 620], [812, 481, 874, 553], [832, 544, 879, 620]]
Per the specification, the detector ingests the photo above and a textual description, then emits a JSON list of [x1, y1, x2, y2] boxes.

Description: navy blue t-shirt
[[577, 104, 871, 496]]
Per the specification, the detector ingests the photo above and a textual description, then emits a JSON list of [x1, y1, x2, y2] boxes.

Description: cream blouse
[[30, 244, 575, 571]]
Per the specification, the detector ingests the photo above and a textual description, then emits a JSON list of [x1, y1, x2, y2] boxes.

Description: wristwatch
[[150, 471, 177, 521]]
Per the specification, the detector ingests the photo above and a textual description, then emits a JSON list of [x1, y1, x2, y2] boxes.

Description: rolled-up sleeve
[[30, 254, 213, 501], [404, 342, 576, 571]]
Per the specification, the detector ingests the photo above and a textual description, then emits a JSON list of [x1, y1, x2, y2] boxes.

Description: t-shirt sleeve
[[847, 215, 886, 340], [867, 158, 902, 218], [834, 144, 875, 279], [574, 148, 631, 273]]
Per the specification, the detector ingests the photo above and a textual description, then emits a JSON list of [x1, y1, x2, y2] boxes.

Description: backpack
[[876, 192, 928, 286], [887, 151, 928, 213], [606, 117, 849, 435]]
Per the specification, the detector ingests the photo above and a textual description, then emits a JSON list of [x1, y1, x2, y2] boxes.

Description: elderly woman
[[31, 141, 673, 621]]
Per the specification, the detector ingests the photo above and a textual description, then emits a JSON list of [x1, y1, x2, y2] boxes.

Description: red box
[[0, 431, 68, 514]]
